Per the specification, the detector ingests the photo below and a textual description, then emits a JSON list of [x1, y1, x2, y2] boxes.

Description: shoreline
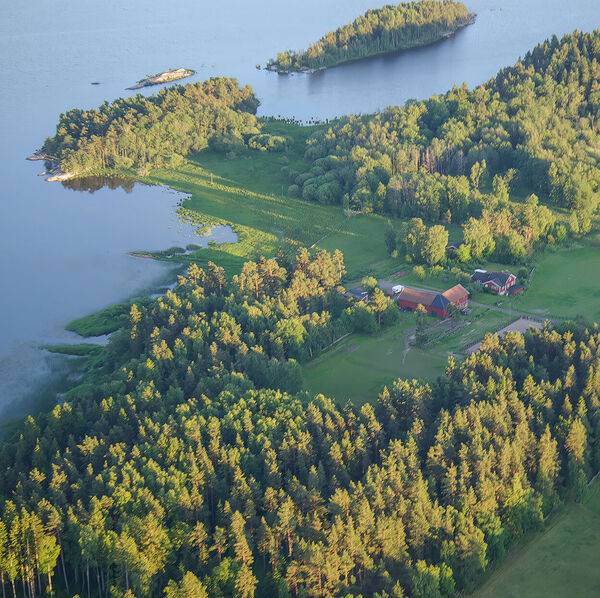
[[46, 170, 75, 182], [126, 67, 195, 90], [26, 153, 75, 181]]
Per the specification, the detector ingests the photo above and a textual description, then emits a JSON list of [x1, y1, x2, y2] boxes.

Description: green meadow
[[139, 122, 400, 280], [303, 306, 513, 405], [472, 480, 600, 598], [517, 244, 600, 323]]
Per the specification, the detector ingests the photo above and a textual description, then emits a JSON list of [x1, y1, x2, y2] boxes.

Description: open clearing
[[517, 245, 600, 323], [303, 306, 513, 405], [303, 318, 444, 405], [471, 480, 600, 598], [464, 317, 544, 354], [145, 122, 402, 280]]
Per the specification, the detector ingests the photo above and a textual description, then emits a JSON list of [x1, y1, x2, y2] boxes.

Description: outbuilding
[[396, 284, 469, 318], [345, 288, 369, 304], [442, 284, 469, 309]]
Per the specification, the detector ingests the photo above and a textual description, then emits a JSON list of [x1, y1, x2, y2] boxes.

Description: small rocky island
[[126, 67, 195, 90]]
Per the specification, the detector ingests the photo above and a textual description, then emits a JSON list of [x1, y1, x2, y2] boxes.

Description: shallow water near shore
[[1, 0, 599, 421]]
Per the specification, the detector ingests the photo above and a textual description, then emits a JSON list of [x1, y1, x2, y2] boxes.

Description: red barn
[[397, 284, 469, 318], [442, 284, 469, 309], [471, 270, 516, 295]]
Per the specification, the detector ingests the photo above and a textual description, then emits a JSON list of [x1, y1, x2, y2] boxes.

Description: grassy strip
[[43, 344, 103, 357], [66, 299, 150, 337]]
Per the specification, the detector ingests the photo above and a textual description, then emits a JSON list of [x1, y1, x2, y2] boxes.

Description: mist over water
[[1, 0, 599, 420]]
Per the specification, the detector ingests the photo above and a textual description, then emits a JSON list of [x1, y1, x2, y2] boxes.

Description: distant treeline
[[0, 248, 599, 597], [41, 78, 263, 174], [267, 0, 473, 72], [284, 30, 600, 263]]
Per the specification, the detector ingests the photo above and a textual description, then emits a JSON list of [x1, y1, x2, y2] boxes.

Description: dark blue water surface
[[0, 0, 599, 418]]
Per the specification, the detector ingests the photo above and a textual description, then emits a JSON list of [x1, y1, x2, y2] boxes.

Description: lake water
[[1, 0, 599, 420]]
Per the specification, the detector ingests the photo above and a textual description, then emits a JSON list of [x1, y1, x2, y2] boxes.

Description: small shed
[[446, 241, 465, 252], [345, 288, 369, 304]]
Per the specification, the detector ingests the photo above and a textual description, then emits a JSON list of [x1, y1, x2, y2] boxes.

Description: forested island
[[12, 26, 600, 598], [266, 0, 474, 73]]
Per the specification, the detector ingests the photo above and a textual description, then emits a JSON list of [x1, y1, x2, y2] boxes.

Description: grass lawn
[[303, 318, 444, 406], [516, 244, 600, 323], [139, 121, 401, 279], [471, 479, 600, 598], [303, 306, 513, 405]]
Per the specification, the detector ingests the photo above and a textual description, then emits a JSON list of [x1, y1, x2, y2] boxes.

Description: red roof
[[442, 284, 469, 303], [397, 287, 439, 307]]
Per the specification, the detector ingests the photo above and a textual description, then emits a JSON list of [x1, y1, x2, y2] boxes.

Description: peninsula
[[266, 0, 475, 73], [126, 67, 195, 89], [17, 28, 600, 598]]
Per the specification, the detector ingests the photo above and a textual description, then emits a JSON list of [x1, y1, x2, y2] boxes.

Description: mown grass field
[[140, 121, 401, 279], [471, 479, 600, 598], [303, 306, 513, 405], [303, 319, 429, 405], [517, 244, 600, 324]]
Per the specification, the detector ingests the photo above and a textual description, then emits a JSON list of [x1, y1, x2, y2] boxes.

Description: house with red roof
[[471, 270, 516, 295]]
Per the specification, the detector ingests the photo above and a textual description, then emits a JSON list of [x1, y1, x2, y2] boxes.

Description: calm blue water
[[0, 0, 599, 418]]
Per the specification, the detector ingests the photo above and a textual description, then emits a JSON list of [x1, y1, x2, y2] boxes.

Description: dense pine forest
[[266, 0, 473, 72], [287, 30, 600, 263], [40, 78, 263, 175], [15, 25, 600, 598], [0, 249, 599, 597]]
